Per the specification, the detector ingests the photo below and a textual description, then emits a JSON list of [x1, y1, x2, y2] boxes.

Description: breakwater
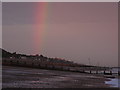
[[2, 58, 118, 75]]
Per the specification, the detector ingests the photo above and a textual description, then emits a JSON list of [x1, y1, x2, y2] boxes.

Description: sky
[[2, 2, 118, 67]]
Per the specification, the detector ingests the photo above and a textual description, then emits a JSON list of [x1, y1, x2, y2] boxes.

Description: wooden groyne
[[2, 58, 118, 75]]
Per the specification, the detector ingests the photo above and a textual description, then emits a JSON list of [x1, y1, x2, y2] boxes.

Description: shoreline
[[105, 77, 120, 88], [2, 65, 118, 88], [2, 58, 116, 75]]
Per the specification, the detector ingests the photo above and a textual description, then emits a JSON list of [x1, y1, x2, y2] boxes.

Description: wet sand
[[2, 66, 113, 88]]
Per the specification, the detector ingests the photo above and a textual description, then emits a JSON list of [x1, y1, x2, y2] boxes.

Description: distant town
[[1, 48, 94, 68]]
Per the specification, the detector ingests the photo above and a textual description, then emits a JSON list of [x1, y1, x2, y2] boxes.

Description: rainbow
[[34, 2, 49, 54]]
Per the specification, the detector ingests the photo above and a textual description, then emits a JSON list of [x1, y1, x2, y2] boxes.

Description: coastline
[[2, 65, 116, 88]]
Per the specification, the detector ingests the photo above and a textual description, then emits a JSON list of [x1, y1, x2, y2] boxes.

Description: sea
[[105, 67, 120, 88]]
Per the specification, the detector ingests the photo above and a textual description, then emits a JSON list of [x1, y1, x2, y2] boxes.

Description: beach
[[2, 66, 115, 88]]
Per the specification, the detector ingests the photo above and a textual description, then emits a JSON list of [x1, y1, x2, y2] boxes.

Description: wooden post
[[104, 70, 105, 74], [90, 70, 91, 74], [118, 71, 120, 76], [96, 70, 98, 74], [10, 60, 13, 64], [110, 71, 112, 75]]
